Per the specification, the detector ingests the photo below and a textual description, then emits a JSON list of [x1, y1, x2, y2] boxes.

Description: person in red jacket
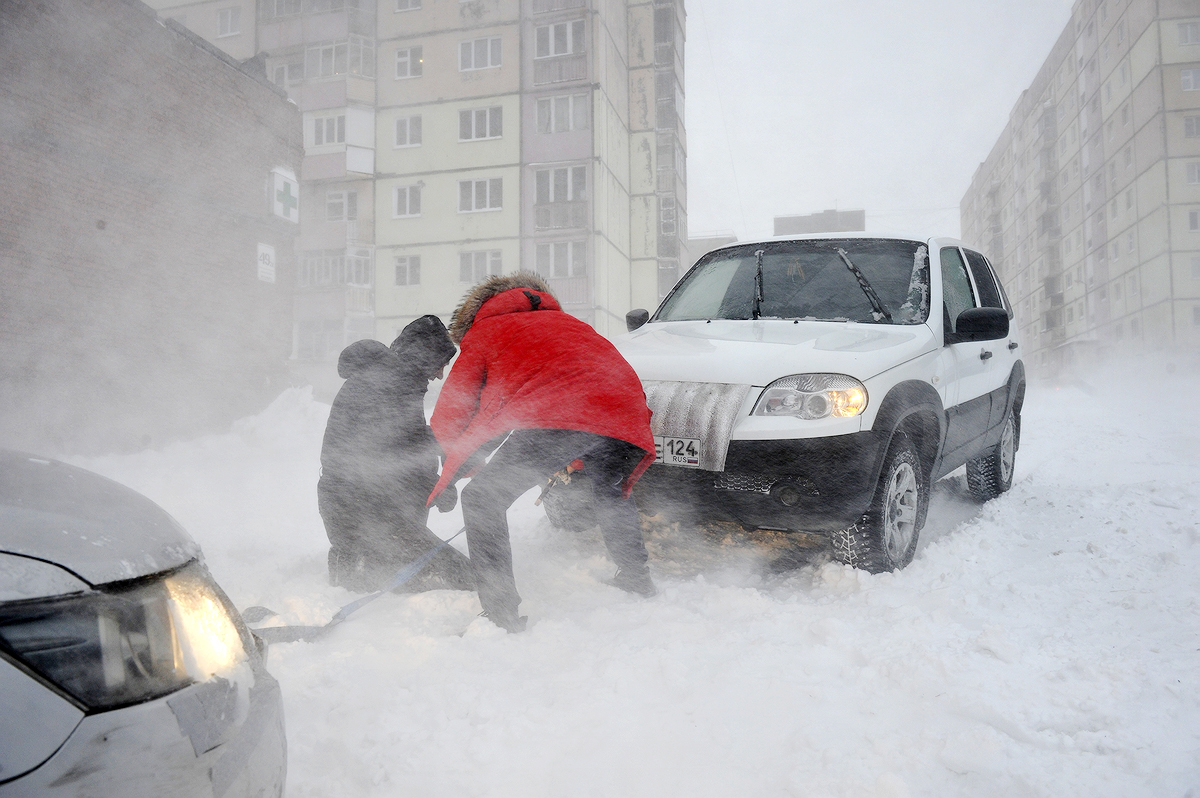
[[428, 273, 657, 632]]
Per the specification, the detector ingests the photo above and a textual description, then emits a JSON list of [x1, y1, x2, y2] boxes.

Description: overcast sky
[[684, 0, 1077, 243]]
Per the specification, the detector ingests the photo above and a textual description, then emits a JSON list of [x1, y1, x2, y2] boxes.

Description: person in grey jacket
[[317, 315, 471, 593]]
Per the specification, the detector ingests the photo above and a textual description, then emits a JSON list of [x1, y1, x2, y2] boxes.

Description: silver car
[[0, 450, 285, 797]]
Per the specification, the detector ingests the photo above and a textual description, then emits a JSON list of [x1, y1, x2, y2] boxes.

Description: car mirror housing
[[951, 307, 1009, 343], [626, 308, 650, 332]]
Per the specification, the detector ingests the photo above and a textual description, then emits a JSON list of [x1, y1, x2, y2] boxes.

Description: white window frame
[[310, 113, 345, 147], [395, 254, 421, 286], [458, 250, 502, 283], [394, 184, 422, 218], [217, 6, 240, 37], [459, 37, 501, 71], [1186, 115, 1200, 138], [396, 46, 423, 79], [536, 240, 587, 278], [326, 190, 358, 222], [534, 20, 585, 58], [395, 115, 422, 148], [1191, 210, 1200, 232], [536, 93, 589, 133], [535, 165, 587, 204], [1180, 21, 1200, 45], [458, 178, 503, 212], [1188, 163, 1200, 185], [396, 0, 420, 10], [1183, 69, 1200, 92], [459, 106, 503, 141]]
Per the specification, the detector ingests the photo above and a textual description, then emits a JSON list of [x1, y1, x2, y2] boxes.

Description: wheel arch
[[867, 380, 945, 492]]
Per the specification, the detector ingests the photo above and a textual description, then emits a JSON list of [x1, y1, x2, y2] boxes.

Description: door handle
[[1007, 341, 1019, 351], [980, 350, 993, 361]]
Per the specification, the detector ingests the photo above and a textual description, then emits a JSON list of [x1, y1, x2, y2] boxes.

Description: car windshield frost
[[655, 239, 930, 324]]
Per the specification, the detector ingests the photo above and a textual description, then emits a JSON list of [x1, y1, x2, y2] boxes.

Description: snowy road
[[76, 367, 1200, 797]]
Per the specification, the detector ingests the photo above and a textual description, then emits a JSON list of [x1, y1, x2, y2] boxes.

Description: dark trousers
[[317, 473, 473, 593], [460, 430, 648, 617]]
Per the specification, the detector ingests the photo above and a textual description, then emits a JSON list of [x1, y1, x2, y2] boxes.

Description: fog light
[[772, 483, 803, 507]]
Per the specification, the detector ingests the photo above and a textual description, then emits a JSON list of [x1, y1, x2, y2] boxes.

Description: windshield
[[656, 239, 930, 324]]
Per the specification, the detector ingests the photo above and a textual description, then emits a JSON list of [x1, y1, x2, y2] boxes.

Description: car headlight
[[752, 373, 868, 419], [0, 561, 251, 712]]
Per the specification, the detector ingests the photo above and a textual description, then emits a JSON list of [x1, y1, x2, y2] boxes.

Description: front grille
[[713, 472, 778, 494]]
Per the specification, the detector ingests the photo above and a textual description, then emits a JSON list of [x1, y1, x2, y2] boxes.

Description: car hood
[[614, 319, 937, 386], [0, 451, 200, 587]]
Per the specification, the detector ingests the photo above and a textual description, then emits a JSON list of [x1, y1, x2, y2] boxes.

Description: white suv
[[610, 233, 1025, 572]]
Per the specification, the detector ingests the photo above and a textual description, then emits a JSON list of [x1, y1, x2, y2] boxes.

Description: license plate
[[655, 436, 702, 468]]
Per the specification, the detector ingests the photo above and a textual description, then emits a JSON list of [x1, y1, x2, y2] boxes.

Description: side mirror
[[950, 307, 1009, 343], [626, 308, 650, 332]]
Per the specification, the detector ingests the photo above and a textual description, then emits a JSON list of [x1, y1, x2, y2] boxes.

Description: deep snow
[[73, 365, 1200, 797]]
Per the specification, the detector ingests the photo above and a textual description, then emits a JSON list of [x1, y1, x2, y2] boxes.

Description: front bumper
[[0, 667, 286, 798], [633, 431, 886, 533]]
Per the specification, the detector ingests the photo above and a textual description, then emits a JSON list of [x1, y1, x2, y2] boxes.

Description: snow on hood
[[0, 450, 200, 586], [614, 319, 937, 386]]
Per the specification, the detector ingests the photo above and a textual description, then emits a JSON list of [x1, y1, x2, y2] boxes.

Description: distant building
[[961, 0, 1200, 376], [149, 0, 688, 395], [0, 0, 302, 454], [684, 231, 738, 267], [774, 209, 866, 236]]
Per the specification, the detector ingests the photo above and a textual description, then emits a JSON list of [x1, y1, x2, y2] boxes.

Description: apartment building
[[961, 0, 1200, 376], [149, 0, 686, 391]]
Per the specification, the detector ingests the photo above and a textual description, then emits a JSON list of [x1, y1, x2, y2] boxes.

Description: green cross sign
[[276, 180, 298, 217]]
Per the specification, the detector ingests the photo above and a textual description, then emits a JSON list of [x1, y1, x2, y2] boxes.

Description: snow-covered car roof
[[0, 450, 200, 587]]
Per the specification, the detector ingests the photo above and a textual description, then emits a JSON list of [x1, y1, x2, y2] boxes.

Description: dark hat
[[391, 315, 456, 376]]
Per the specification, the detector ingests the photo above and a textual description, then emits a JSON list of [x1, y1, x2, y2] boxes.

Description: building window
[[396, 46, 423, 79], [395, 255, 420, 286], [459, 250, 502, 282], [326, 191, 358, 222], [535, 20, 585, 58], [1117, 20, 1125, 43], [1121, 105, 1130, 126], [298, 248, 372, 288], [536, 240, 586, 278], [458, 178, 502, 212], [271, 57, 304, 86], [1127, 231, 1135, 252], [311, 114, 345, 146], [536, 94, 588, 132], [1191, 210, 1200, 231], [1180, 21, 1200, 45], [1128, 274, 1138, 295], [1195, 307, 1200, 326], [1186, 116, 1200, 138], [535, 166, 586, 204], [1126, 189, 1133, 210], [1188, 163, 1200, 185], [460, 37, 501, 70], [396, 0, 420, 10], [395, 115, 422, 147], [394, 185, 422, 217], [1184, 69, 1200, 92], [306, 37, 375, 79], [273, 0, 301, 15], [217, 6, 240, 37], [459, 107, 502, 141], [1124, 147, 1132, 168]]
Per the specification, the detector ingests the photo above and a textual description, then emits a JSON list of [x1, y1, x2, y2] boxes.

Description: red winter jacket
[[427, 287, 654, 505]]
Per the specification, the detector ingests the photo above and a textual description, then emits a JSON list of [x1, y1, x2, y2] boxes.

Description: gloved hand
[[435, 484, 458, 513]]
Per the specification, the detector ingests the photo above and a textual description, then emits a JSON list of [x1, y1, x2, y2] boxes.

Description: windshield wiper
[[751, 249, 765, 320], [836, 248, 892, 323]]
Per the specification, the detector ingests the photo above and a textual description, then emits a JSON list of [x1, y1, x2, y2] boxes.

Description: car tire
[[541, 473, 597, 532], [966, 410, 1018, 501], [830, 433, 927, 573]]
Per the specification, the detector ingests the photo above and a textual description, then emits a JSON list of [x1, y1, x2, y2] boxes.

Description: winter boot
[[479, 608, 527, 633], [607, 566, 657, 598]]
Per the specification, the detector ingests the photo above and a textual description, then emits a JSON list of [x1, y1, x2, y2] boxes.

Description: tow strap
[[244, 527, 466, 644]]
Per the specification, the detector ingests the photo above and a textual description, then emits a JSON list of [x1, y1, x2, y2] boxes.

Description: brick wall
[[0, 0, 303, 454]]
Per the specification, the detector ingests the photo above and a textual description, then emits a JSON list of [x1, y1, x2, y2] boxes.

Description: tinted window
[[656, 239, 930, 324], [940, 247, 975, 334], [963, 250, 1004, 310]]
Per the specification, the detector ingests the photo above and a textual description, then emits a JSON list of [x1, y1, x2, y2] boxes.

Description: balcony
[[534, 54, 587, 85], [533, 0, 585, 11], [534, 201, 588, 230]]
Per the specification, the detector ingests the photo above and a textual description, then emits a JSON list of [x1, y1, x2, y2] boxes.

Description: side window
[[940, 247, 975, 334], [963, 250, 1004, 311]]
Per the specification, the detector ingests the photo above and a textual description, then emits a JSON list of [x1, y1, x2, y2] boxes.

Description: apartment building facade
[[961, 0, 1200, 376], [150, 0, 686, 391]]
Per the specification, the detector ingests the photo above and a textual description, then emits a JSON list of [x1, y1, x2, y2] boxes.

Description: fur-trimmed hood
[[448, 272, 556, 344]]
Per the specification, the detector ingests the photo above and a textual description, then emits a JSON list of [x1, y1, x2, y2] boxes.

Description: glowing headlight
[[0, 561, 250, 711], [752, 374, 868, 419]]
